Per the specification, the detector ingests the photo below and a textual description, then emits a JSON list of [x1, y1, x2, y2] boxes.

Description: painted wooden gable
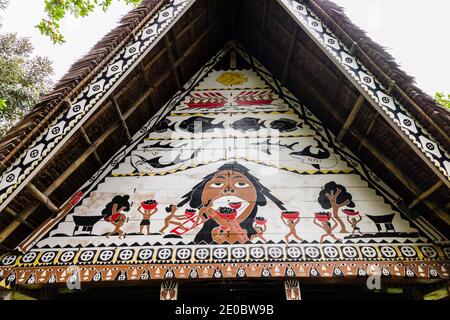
[[0, 44, 448, 287]]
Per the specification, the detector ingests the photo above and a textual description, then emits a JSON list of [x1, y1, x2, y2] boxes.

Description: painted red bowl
[[141, 200, 157, 210], [254, 217, 267, 225], [229, 202, 242, 210], [314, 212, 331, 222], [184, 209, 196, 218], [342, 209, 360, 216], [281, 211, 300, 220], [216, 207, 237, 220]]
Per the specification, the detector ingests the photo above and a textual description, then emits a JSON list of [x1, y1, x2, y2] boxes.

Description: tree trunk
[[332, 205, 348, 233]]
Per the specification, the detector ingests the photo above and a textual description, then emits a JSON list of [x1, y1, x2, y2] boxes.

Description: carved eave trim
[[278, 0, 450, 188]]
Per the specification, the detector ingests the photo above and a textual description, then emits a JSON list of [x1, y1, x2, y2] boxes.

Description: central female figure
[[176, 163, 286, 244]]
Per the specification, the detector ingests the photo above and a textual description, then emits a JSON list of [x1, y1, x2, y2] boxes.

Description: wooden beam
[[138, 62, 155, 113], [294, 70, 450, 224], [408, 181, 443, 210], [0, 0, 166, 171], [26, 183, 59, 214], [111, 95, 132, 141], [174, 13, 225, 67], [4, 207, 34, 229], [279, 0, 450, 188], [258, 0, 269, 57], [170, 29, 181, 59], [0, 10, 226, 243], [353, 132, 450, 224], [43, 72, 170, 199], [335, 94, 365, 143], [306, 0, 449, 143], [282, 26, 298, 84], [0, 72, 173, 244], [357, 113, 378, 153], [164, 35, 181, 90], [79, 127, 102, 165], [230, 50, 237, 69], [0, 204, 40, 243], [0, 243, 11, 252]]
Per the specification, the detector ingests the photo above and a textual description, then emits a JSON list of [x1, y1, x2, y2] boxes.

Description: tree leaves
[[37, 0, 143, 44], [0, 33, 53, 136], [434, 92, 450, 110]]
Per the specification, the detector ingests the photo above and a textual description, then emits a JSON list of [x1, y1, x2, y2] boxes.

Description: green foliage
[[434, 92, 450, 110], [38, 0, 142, 44], [0, 33, 53, 136]]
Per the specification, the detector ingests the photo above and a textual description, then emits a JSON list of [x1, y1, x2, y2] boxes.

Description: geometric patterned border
[[278, 0, 450, 182], [1, 260, 448, 287], [0, 0, 196, 211], [1, 244, 450, 268]]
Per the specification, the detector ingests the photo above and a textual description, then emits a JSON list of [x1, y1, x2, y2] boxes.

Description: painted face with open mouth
[[202, 169, 257, 224], [211, 196, 250, 221]]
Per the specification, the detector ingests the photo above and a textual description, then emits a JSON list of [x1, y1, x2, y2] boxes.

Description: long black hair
[[176, 163, 286, 244], [101, 195, 131, 217]]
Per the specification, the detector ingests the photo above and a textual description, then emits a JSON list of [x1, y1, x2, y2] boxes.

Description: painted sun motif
[[216, 72, 248, 86]]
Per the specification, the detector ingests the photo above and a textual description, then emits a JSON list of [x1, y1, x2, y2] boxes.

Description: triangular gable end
[[1, 44, 448, 285], [0, 0, 448, 221]]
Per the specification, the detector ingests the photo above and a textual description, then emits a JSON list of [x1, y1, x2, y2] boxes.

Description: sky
[[0, 0, 449, 95]]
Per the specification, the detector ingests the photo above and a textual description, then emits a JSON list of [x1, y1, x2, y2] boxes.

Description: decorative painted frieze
[[1, 45, 448, 286]]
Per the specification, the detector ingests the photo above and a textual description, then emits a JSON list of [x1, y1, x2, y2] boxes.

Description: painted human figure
[[102, 195, 130, 239], [313, 216, 340, 243], [175, 163, 286, 244], [347, 215, 364, 236], [159, 204, 189, 234], [282, 216, 303, 243], [138, 205, 158, 235], [250, 219, 267, 243]]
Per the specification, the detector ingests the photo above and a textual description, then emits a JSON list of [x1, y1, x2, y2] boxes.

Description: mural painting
[[284, 279, 301, 300], [0, 48, 448, 287]]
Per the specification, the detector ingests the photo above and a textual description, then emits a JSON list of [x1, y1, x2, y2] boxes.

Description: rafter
[[258, 0, 269, 57], [79, 127, 102, 165], [408, 181, 443, 210], [294, 70, 450, 224], [27, 183, 59, 214], [111, 95, 132, 141], [282, 26, 298, 84], [138, 61, 156, 114], [0, 0, 167, 171], [164, 35, 182, 90], [0, 72, 172, 244], [279, 0, 450, 189], [305, 0, 449, 142], [335, 94, 365, 143], [4, 207, 34, 229]]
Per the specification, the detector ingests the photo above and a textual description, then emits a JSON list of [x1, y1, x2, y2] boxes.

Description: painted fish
[[142, 141, 177, 151], [131, 149, 201, 172], [151, 118, 176, 133], [179, 116, 225, 133], [252, 139, 298, 156], [231, 117, 266, 132], [290, 139, 331, 170], [270, 118, 302, 132]]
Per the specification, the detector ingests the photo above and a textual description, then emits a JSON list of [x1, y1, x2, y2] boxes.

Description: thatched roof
[[309, 0, 449, 149], [0, 0, 448, 252]]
